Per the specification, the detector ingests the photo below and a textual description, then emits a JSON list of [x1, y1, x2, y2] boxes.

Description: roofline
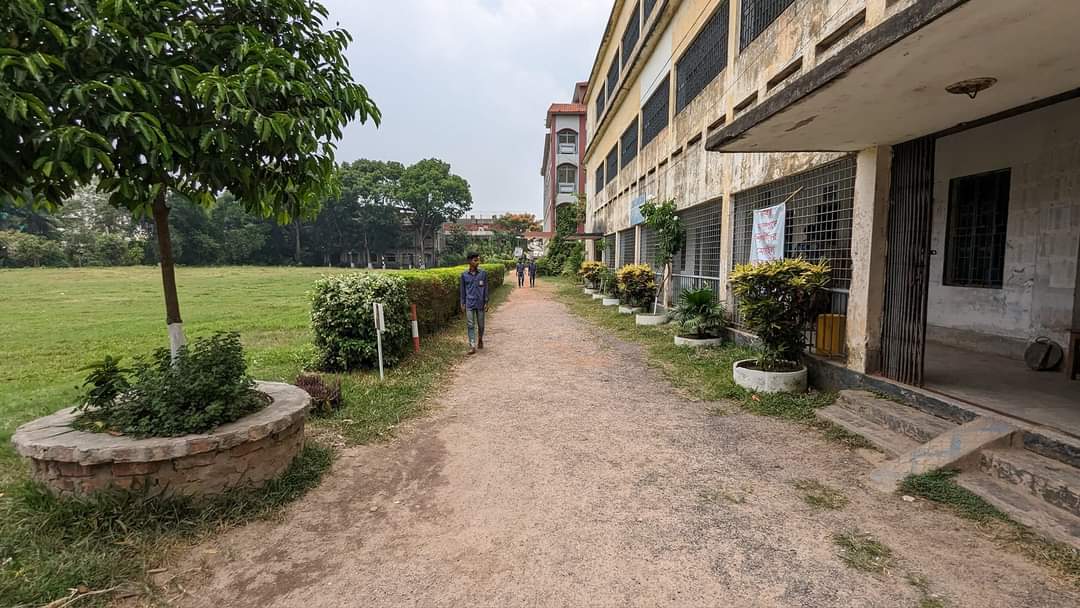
[[583, 0, 627, 104]]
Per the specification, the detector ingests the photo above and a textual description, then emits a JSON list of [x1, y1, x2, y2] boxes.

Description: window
[[595, 165, 605, 194], [606, 57, 620, 99], [944, 169, 1011, 288], [558, 130, 577, 154], [740, 0, 795, 50], [676, 1, 729, 113], [622, 3, 641, 66], [595, 87, 606, 120], [557, 164, 577, 194], [641, 75, 669, 147], [620, 119, 639, 168], [644, 0, 658, 21], [605, 146, 618, 185]]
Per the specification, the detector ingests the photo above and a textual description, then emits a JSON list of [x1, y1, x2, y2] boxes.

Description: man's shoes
[[478, 338, 484, 349], [467, 347, 477, 355]]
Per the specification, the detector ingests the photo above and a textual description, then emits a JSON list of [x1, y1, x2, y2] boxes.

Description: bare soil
[[168, 282, 1078, 607]]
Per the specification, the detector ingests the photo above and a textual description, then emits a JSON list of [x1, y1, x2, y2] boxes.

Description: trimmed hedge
[[398, 263, 505, 335]]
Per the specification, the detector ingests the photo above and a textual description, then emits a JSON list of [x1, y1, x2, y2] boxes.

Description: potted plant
[[615, 264, 656, 314], [636, 199, 685, 326], [579, 260, 604, 293], [672, 287, 726, 347], [728, 258, 831, 393], [600, 267, 620, 305]]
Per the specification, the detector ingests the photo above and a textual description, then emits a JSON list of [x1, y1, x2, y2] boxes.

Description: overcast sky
[[322, 0, 611, 218]]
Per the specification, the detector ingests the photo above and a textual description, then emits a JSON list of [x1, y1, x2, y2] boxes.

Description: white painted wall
[[927, 98, 1080, 354], [638, 20, 672, 105]]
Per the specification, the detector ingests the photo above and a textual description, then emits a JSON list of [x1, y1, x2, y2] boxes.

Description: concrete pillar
[[634, 225, 642, 264], [845, 146, 892, 374]]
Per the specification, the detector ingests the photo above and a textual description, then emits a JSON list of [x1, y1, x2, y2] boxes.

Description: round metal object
[[1025, 337, 1063, 371], [946, 77, 998, 99]]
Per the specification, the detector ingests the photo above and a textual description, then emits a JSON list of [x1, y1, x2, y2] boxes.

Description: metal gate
[[880, 137, 935, 385]]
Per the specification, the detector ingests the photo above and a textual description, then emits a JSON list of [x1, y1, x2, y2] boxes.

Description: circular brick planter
[[11, 381, 310, 498]]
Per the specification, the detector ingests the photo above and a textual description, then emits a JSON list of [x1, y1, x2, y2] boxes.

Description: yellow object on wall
[[816, 314, 846, 355]]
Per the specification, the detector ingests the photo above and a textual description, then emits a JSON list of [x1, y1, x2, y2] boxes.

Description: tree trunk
[[152, 190, 186, 361], [416, 225, 426, 267], [293, 219, 302, 264], [364, 233, 372, 269]]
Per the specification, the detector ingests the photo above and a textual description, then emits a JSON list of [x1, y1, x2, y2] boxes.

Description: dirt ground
[[170, 282, 1078, 607]]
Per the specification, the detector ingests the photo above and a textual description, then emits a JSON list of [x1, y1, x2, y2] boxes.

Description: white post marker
[[373, 302, 386, 381]]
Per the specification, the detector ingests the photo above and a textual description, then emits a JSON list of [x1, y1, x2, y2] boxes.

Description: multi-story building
[[540, 83, 589, 235], [582, 0, 1080, 540]]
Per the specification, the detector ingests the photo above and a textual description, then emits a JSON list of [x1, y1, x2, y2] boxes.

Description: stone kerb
[[12, 381, 310, 498]]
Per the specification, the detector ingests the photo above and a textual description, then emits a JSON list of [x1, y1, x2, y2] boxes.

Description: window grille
[[620, 119, 639, 168], [557, 164, 577, 193], [607, 57, 620, 99], [620, 228, 637, 267], [644, 0, 658, 21], [730, 156, 856, 357], [639, 224, 658, 270], [622, 3, 641, 66], [605, 234, 617, 269], [671, 200, 723, 302], [606, 146, 618, 184], [595, 165, 605, 194], [740, 0, 795, 50], [642, 75, 669, 147], [596, 87, 606, 120], [557, 130, 577, 154], [944, 168, 1010, 288], [676, 1, 729, 113]]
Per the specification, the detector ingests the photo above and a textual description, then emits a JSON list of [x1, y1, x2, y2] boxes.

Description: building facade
[[541, 83, 589, 234], [582, 0, 1079, 436]]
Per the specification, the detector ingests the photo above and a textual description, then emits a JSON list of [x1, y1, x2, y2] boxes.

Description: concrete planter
[[636, 313, 669, 326], [11, 381, 310, 498], [618, 305, 641, 315], [591, 293, 605, 300], [674, 335, 725, 348], [732, 359, 807, 393], [602, 298, 620, 306], [584, 288, 597, 295]]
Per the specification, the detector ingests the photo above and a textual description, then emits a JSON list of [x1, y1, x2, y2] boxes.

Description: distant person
[[528, 259, 537, 287], [460, 252, 489, 354], [516, 260, 525, 288]]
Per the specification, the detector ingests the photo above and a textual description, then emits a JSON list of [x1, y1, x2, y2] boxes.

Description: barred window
[[639, 224, 658, 270], [620, 118, 638, 168], [619, 228, 637, 267], [557, 130, 577, 154], [595, 165, 605, 194], [644, 0, 658, 21], [605, 233, 617, 269], [676, 1, 729, 113], [607, 57, 620, 99], [557, 164, 577, 193], [622, 3, 641, 66], [740, 0, 795, 50], [606, 146, 618, 184], [670, 200, 724, 302], [596, 87, 606, 120], [944, 169, 1010, 288], [641, 75, 669, 147]]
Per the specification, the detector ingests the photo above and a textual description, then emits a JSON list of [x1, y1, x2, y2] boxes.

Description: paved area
[[173, 283, 1078, 607]]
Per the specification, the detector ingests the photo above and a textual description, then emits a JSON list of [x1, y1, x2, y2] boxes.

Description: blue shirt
[[460, 268, 489, 310], [516, 262, 525, 275], [528, 263, 536, 277]]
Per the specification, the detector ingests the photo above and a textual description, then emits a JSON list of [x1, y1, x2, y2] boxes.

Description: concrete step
[[957, 472, 1080, 549], [817, 404, 921, 458], [979, 448, 1080, 519], [837, 390, 957, 443]]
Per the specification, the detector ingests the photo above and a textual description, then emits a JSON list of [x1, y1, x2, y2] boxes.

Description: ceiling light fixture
[[946, 77, 998, 99]]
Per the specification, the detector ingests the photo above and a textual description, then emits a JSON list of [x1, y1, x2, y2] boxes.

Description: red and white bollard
[[410, 304, 421, 353]]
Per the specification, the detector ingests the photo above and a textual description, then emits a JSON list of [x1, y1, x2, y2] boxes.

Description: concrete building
[[582, 0, 1080, 542], [540, 83, 589, 235]]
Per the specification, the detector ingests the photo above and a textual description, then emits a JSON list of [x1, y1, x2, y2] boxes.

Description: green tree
[[339, 159, 404, 267], [493, 212, 540, 236], [397, 159, 472, 267], [1, 0, 379, 357]]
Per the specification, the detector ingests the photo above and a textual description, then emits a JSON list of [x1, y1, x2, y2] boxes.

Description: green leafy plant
[[673, 287, 726, 339], [615, 264, 657, 308], [640, 199, 686, 312], [311, 273, 411, 371], [728, 258, 830, 371], [578, 260, 605, 288], [75, 332, 262, 437], [599, 266, 619, 297]]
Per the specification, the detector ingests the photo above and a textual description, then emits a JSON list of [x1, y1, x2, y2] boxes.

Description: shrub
[[534, 256, 554, 276], [76, 332, 263, 437], [728, 258, 831, 370], [599, 266, 619, 297], [396, 263, 505, 335], [0, 230, 67, 267], [311, 273, 411, 371], [294, 373, 342, 415], [615, 264, 657, 308], [579, 261, 604, 288], [673, 287, 726, 339], [561, 245, 584, 278]]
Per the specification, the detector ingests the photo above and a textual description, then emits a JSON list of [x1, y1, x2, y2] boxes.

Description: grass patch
[[0, 442, 332, 606], [793, 479, 848, 510], [833, 530, 894, 574], [901, 469, 1080, 586]]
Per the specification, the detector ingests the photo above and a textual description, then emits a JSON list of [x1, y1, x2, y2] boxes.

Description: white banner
[[749, 203, 786, 263]]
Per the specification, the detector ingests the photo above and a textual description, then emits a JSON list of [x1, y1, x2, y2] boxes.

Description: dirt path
[[174, 283, 1077, 607]]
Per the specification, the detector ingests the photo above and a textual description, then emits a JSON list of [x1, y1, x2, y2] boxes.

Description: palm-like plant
[[673, 287, 726, 338]]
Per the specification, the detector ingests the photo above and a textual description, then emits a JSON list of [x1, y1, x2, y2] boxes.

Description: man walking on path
[[460, 252, 488, 354], [528, 259, 537, 287], [515, 260, 525, 288]]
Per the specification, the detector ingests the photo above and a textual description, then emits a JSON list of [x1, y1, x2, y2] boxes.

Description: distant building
[[540, 83, 588, 236]]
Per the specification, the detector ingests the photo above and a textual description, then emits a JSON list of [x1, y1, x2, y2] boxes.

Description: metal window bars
[[595, 165, 605, 194], [642, 75, 670, 147], [676, 1, 729, 113], [606, 146, 619, 184], [595, 86, 606, 120], [622, 2, 641, 66], [644, 0, 658, 21], [670, 200, 724, 304], [621, 118, 639, 168], [740, 0, 796, 50], [944, 169, 1010, 288], [607, 57, 620, 99], [605, 234, 617, 269], [730, 155, 856, 358], [619, 228, 637, 267], [639, 224, 658, 270]]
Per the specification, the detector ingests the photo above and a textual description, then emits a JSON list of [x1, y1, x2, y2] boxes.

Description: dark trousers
[[529, 274, 535, 287], [517, 273, 525, 287]]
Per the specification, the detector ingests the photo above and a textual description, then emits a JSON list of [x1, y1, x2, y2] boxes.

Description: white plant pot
[[732, 359, 807, 393], [674, 335, 725, 348], [636, 313, 669, 326], [618, 305, 641, 314], [602, 298, 620, 306], [591, 293, 605, 300], [584, 288, 597, 295]]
